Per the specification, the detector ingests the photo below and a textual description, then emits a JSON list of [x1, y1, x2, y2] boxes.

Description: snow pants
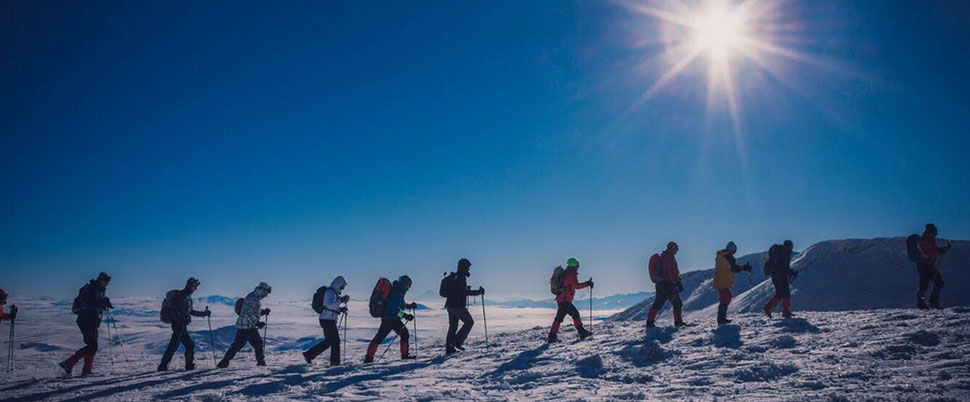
[[717, 288, 732, 323], [550, 301, 584, 335], [304, 319, 341, 365], [647, 282, 683, 324], [365, 319, 409, 359], [219, 328, 265, 367], [770, 275, 791, 298], [63, 317, 99, 373], [159, 323, 195, 369], [917, 262, 944, 305], [446, 307, 474, 351]]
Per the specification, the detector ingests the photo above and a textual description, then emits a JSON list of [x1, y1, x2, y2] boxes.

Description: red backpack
[[368, 277, 392, 318], [649, 253, 664, 283]]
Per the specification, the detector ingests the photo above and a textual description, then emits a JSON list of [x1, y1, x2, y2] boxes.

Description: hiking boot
[[782, 312, 793, 319], [578, 329, 592, 340], [156, 364, 168, 372], [762, 306, 773, 318], [302, 351, 313, 364], [58, 361, 73, 375], [717, 319, 733, 325], [401, 354, 417, 360], [646, 321, 656, 329], [256, 361, 267, 367], [547, 334, 560, 343], [185, 363, 196, 371], [452, 343, 465, 351], [917, 299, 929, 310], [929, 301, 943, 310], [217, 362, 229, 369], [446, 348, 458, 356], [363, 356, 374, 363], [674, 321, 691, 327]]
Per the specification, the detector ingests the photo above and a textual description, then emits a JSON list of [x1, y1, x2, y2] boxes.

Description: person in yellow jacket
[[712, 241, 752, 325]]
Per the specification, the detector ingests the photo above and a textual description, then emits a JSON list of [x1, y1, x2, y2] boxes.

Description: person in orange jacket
[[548, 258, 593, 343], [712, 241, 752, 325]]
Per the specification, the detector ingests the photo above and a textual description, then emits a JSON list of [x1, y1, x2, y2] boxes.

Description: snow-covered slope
[[3, 308, 969, 400], [612, 238, 969, 321]]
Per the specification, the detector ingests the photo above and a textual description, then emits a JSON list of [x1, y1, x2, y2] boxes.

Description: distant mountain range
[[489, 291, 652, 310]]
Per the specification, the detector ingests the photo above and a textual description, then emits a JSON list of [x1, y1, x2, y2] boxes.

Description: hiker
[[762, 240, 796, 318], [917, 224, 952, 309], [0, 288, 17, 321], [442, 258, 485, 355], [303, 276, 349, 365], [712, 241, 752, 325], [158, 277, 211, 371], [647, 242, 687, 328], [364, 275, 417, 362], [218, 282, 272, 368], [59, 272, 113, 376], [548, 258, 593, 343]]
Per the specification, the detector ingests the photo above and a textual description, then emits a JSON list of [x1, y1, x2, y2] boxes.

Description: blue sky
[[2, 1, 968, 300]]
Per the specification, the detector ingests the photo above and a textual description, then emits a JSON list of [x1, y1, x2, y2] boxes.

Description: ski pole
[[108, 312, 131, 363], [411, 308, 418, 358], [341, 312, 347, 364], [263, 313, 269, 346], [480, 293, 488, 350], [206, 307, 217, 366], [105, 314, 115, 367], [589, 284, 593, 330], [7, 314, 14, 372]]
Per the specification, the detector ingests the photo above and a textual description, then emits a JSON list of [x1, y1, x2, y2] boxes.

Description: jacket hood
[[254, 282, 272, 298], [330, 276, 347, 293]]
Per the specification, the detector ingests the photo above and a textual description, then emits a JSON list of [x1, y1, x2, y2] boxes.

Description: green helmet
[[566, 257, 580, 267]]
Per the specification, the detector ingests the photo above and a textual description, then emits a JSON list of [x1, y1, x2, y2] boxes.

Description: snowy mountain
[[612, 237, 969, 321], [491, 292, 652, 310], [3, 306, 969, 400]]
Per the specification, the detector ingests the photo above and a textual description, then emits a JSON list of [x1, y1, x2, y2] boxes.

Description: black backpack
[[234, 298, 245, 315], [160, 289, 180, 324], [905, 234, 921, 262], [311, 286, 329, 314], [439, 273, 458, 298]]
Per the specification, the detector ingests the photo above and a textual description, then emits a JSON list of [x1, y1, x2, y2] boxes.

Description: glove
[[402, 313, 415, 321], [406, 302, 418, 309], [338, 306, 348, 314], [340, 295, 351, 304], [478, 286, 485, 295], [675, 282, 684, 293], [8, 306, 16, 320], [261, 308, 271, 316], [257, 321, 266, 329], [587, 280, 594, 289], [203, 310, 212, 317], [742, 262, 753, 272], [103, 298, 113, 310]]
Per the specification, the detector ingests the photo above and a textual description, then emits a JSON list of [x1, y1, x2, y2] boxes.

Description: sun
[[691, 4, 747, 61]]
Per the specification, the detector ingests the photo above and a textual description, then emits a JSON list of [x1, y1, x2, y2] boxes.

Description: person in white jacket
[[218, 282, 272, 368], [303, 276, 348, 365]]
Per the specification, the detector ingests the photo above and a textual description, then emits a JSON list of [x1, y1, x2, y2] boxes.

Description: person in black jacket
[[762, 240, 796, 318], [443, 258, 485, 355], [158, 277, 211, 371], [59, 272, 113, 376]]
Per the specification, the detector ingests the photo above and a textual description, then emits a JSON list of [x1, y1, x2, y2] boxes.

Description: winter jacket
[[712, 251, 742, 290], [171, 289, 206, 325], [918, 233, 949, 266], [0, 305, 11, 320], [660, 252, 680, 285], [318, 276, 347, 321], [444, 272, 484, 309], [236, 285, 270, 330], [555, 266, 589, 303], [76, 280, 110, 326], [382, 282, 410, 321]]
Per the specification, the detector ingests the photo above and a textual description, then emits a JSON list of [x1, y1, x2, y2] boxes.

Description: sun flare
[[691, 4, 746, 61]]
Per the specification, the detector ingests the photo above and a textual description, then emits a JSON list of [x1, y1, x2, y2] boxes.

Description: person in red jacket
[[0, 288, 18, 321], [917, 223, 952, 309], [646, 242, 688, 328], [547, 258, 593, 343]]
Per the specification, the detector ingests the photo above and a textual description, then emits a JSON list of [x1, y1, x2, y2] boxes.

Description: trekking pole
[[105, 314, 115, 367], [108, 312, 131, 363], [411, 308, 418, 357], [7, 314, 14, 372], [480, 293, 488, 350], [206, 306, 217, 366], [263, 313, 270, 345], [589, 280, 593, 330], [341, 312, 347, 364]]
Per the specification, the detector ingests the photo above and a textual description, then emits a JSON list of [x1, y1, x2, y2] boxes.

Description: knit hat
[[96, 272, 112, 283], [925, 223, 938, 235], [399, 275, 413, 287], [726, 241, 737, 253]]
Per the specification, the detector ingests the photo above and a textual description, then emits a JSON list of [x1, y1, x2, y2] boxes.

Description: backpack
[[311, 286, 329, 314], [549, 266, 565, 295], [234, 298, 245, 315], [439, 273, 458, 298], [905, 234, 921, 262], [160, 289, 180, 324], [764, 245, 780, 276], [648, 253, 664, 283], [368, 277, 392, 318]]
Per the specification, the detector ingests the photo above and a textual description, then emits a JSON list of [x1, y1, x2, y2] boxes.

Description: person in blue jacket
[[364, 276, 417, 362]]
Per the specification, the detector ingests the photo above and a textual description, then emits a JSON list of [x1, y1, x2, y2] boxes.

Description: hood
[[330, 276, 347, 293], [254, 282, 272, 298]]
